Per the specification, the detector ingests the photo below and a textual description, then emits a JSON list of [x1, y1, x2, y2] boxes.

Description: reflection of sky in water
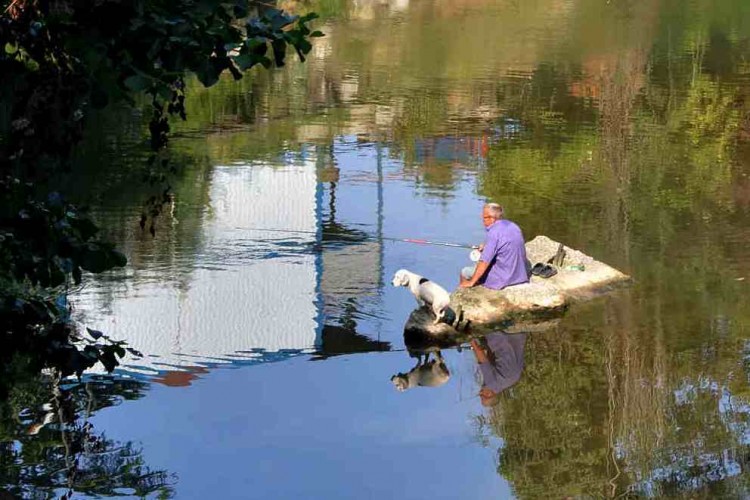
[[73, 161, 321, 375], [72, 136, 485, 377], [91, 352, 513, 499]]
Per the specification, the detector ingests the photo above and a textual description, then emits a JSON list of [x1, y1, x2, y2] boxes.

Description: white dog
[[392, 269, 451, 324], [391, 352, 450, 392]]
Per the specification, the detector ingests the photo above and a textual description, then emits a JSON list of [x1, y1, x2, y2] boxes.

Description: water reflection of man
[[470, 332, 526, 407]]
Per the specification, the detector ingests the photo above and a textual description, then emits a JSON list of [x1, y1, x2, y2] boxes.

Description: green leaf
[[124, 74, 151, 92], [233, 4, 249, 18], [227, 61, 243, 80], [49, 263, 65, 287], [156, 85, 172, 101], [100, 350, 119, 372], [299, 12, 319, 23], [126, 347, 144, 357], [267, 10, 297, 31], [23, 58, 40, 72], [80, 248, 110, 273], [69, 216, 99, 240], [195, 60, 220, 87], [112, 250, 127, 267], [72, 265, 82, 285], [233, 53, 255, 71], [87, 327, 103, 340], [272, 39, 286, 67], [83, 345, 100, 360]]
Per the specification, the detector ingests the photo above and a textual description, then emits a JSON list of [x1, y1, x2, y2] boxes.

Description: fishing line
[[234, 226, 477, 249]]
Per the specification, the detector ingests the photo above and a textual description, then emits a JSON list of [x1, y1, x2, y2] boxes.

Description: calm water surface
[[5, 0, 750, 497]]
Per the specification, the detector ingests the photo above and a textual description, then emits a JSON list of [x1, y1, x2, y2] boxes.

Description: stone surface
[[524, 235, 631, 300], [405, 235, 631, 338]]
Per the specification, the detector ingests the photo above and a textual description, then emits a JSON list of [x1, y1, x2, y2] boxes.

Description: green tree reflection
[[1, 376, 174, 498]]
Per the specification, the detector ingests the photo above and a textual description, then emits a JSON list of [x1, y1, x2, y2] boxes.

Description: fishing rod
[[235, 227, 477, 249]]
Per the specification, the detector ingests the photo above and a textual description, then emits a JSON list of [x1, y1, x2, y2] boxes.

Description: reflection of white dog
[[392, 269, 451, 324], [391, 352, 450, 392]]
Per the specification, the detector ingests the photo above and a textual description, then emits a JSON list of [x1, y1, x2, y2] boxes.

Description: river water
[[5, 0, 750, 498]]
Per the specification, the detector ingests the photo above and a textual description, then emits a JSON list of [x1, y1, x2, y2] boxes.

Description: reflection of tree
[[161, 0, 585, 198], [476, 324, 613, 498], [476, 43, 750, 493], [476, 298, 750, 498], [0, 376, 175, 498], [64, 103, 215, 282]]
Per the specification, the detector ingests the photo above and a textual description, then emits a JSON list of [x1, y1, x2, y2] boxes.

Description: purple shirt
[[479, 219, 529, 290], [479, 333, 526, 394]]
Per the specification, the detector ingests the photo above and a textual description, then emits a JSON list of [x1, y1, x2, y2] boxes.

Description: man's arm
[[462, 231, 497, 288], [460, 260, 490, 288], [470, 339, 489, 363]]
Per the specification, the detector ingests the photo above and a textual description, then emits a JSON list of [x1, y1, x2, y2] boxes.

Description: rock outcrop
[[404, 236, 631, 341]]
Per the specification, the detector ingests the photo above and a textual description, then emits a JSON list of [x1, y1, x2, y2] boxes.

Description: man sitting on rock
[[459, 202, 529, 289]]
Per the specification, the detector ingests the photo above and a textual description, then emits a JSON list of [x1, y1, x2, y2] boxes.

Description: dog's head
[[390, 373, 410, 392], [391, 269, 411, 287]]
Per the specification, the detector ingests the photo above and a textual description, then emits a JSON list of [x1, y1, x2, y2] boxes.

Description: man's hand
[[478, 243, 485, 252], [461, 260, 489, 288], [460, 273, 476, 288]]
